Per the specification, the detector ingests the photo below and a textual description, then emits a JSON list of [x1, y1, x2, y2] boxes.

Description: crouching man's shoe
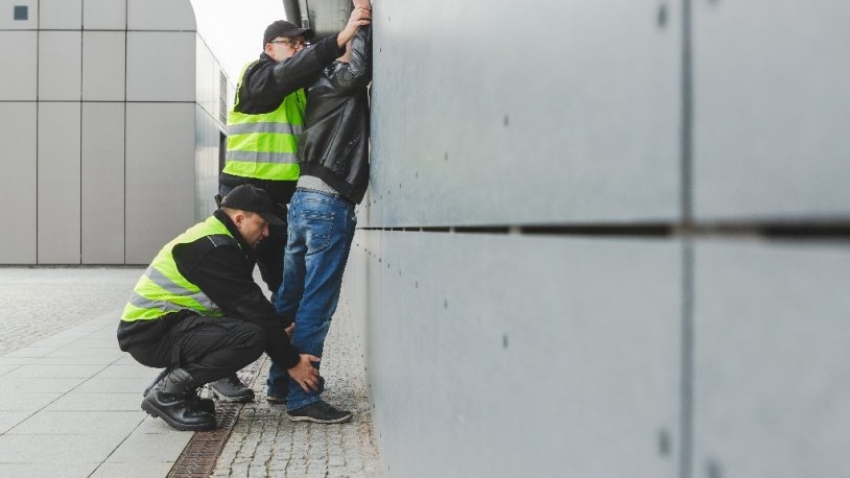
[[209, 374, 255, 403], [141, 368, 216, 431], [287, 400, 352, 424], [143, 368, 215, 414]]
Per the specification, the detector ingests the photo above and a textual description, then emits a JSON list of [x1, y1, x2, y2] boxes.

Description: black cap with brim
[[263, 20, 315, 46], [220, 185, 285, 226]]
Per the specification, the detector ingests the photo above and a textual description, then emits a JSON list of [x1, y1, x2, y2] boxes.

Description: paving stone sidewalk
[[210, 296, 382, 477], [0, 267, 142, 356]]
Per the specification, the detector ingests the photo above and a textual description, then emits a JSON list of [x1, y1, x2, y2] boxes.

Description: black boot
[[141, 368, 216, 431], [143, 368, 215, 414]]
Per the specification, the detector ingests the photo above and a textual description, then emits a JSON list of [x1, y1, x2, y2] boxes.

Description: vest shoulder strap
[[205, 234, 238, 249]]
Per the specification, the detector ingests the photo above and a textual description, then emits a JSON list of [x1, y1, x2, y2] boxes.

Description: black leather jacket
[[298, 26, 372, 204]]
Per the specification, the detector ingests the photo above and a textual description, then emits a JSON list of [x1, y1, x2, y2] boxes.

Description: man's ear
[[232, 211, 245, 226]]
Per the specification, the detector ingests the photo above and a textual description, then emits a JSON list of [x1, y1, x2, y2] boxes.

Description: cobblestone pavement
[[0, 267, 142, 356], [211, 296, 382, 478]]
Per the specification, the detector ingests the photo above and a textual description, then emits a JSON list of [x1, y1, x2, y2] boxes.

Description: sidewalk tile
[[2, 364, 107, 379], [0, 463, 99, 478], [74, 377, 146, 394], [0, 411, 30, 434], [0, 434, 119, 463], [0, 377, 80, 394], [90, 461, 175, 478], [107, 428, 192, 462], [5, 410, 145, 436], [44, 392, 142, 412], [0, 392, 63, 412]]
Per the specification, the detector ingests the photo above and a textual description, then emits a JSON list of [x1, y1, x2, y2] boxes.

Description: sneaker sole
[[287, 412, 353, 424], [140, 400, 217, 431], [210, 388, 254, 403]]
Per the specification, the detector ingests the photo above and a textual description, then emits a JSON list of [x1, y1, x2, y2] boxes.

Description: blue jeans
[[266, 188, 357, 410]]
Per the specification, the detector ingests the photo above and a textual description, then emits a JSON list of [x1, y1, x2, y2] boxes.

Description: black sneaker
[[287, 401, 352, 424], [209, 375, 255, 403]]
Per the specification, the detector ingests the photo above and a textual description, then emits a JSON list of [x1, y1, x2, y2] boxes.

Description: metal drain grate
[[167, 358, 267, 478]]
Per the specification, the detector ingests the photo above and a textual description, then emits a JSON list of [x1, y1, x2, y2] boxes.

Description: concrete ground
[[0, 267, 381, 477]]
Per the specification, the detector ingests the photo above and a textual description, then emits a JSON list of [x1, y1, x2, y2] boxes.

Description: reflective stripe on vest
[[120, 216, 235, 322], [223, 61, 305, 181]]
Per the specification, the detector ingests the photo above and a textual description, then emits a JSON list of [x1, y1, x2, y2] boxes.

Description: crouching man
[[117, 184, 321, 431]]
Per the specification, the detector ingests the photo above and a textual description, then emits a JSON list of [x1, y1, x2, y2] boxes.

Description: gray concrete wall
[[341, 0, 850, 476], [0, 0, 228, 265]]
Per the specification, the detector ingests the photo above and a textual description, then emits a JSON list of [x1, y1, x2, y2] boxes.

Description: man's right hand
[[287, 354, 321, 392], [352, 0, 370, 8], [337, 6, 372, 48]]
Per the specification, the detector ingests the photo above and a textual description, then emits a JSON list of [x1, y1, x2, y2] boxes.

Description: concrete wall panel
[[39, 0, 82, 30], [0, 31, 37, 100], [347, 231, 681, 477], [83, 0, 126, 30], [83, 31, 126, 101], [82, 103, 125, 264], [37, 102, 81, 264], [693, 241, 850, 478], [0, 0, 37, 29], [38, 31, 82, 101], [693, 1, 850, 220], [127, 0, 195, 31], [368, 0, 681, 227], [126, 31, 195, 102], [125, 103, 196, 264], [0, 103, 37, 263]]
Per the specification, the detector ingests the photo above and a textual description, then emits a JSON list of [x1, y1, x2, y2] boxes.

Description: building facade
[[0, 0, 228, 265]]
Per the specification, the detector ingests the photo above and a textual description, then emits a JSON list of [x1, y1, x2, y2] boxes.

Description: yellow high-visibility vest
[[223, 61, 305, 181], [121, 216, 235, 322]]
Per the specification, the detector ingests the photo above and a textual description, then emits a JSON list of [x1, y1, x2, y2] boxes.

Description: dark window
[[13, 5, 28, 21]]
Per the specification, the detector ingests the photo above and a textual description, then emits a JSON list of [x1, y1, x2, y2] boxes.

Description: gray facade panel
[[126, 31, 195, 102], [693, 1, 850, 220], [194, 105, 221, 220], [0, 0, 38, 29], [82, 103, 125, 264], [39, 0, 82, 30], [127, 0, 195, 31], [367, 0, 680, 227], [83, 0, 126, 30], [347, 231, 681, 477], [0, 103, 37, 263], [0, 31, 37, 100], [83, 31, 126, 101], [693, 241, 850, 477], [125, 103, 196, 264], [38, 31, 82, 101], [37, 102, 81, 264]]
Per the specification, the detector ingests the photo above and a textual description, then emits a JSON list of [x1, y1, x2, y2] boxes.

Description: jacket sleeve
[[174, 241, 301, 369], [241, 35, 345, 106], [329, 26, 372, 95]]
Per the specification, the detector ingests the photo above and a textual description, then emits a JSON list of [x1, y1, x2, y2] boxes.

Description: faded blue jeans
[[266, 188, 357, 410]]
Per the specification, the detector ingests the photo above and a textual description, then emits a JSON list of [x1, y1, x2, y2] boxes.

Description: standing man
[[212, 5, 371, 402], [265, 0, 373, 424], [118, 185, 321, 431]]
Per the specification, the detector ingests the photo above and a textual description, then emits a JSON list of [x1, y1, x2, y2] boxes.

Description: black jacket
[[117, 210, 301, 369], [298, 26, 372, 204], [220, 35, 346, 205]]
